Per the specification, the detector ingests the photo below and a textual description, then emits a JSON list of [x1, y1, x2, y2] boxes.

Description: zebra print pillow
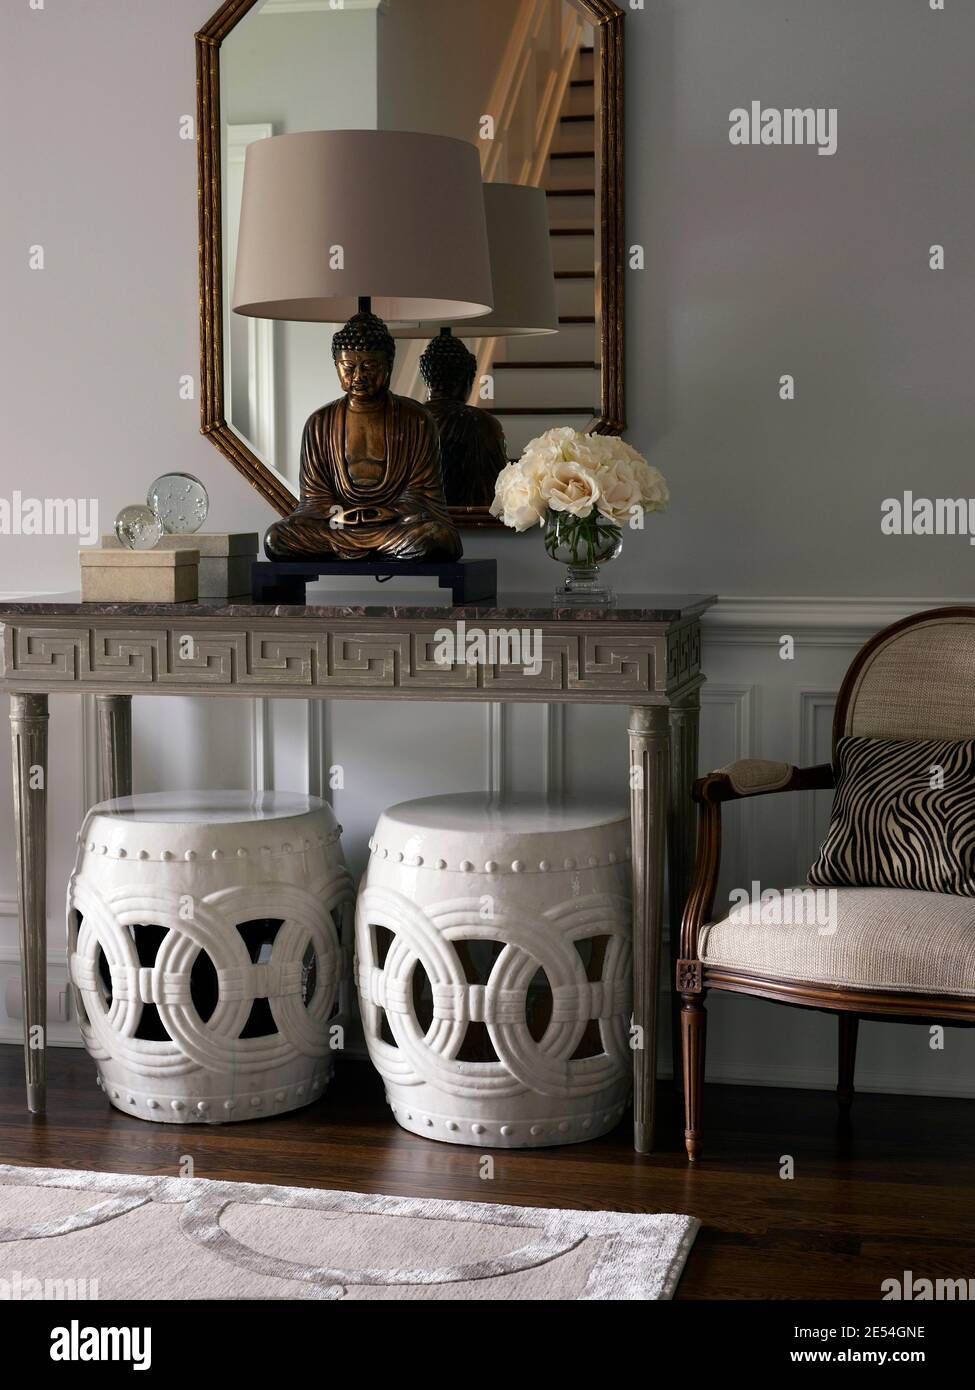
[[809, 735, 975, 896]]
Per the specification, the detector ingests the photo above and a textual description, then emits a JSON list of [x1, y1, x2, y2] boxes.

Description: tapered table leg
[[629, 704, 671, 1153], [668, 694, 701, 1111], [95, 695, 132, 800], [10, 693, 49, 1114]]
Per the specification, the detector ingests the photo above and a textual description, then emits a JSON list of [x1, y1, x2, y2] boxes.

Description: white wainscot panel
[[133, 695, 257, 794], [325, 699, 497, 880]]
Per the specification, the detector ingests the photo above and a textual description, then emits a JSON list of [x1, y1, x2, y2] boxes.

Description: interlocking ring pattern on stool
[[67, 791, 354, 1124], [355, 794, 632, 1148]]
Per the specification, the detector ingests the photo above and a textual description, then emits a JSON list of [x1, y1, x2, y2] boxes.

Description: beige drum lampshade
[[232, 129, 494, 325], [392, 183, 559, 339]]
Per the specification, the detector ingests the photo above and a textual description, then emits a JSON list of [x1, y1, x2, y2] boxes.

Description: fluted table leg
[[668, 694, 701, 1110], [629, 704, 671, 1153], [10, 693, 49, 1114], [95, 695, 132, 801]]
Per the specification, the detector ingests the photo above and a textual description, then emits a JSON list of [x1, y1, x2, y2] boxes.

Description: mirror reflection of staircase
[[490, 40, 601, 460]]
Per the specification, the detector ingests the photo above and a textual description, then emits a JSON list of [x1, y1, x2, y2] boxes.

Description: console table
[[0, 591, 714, 1152]]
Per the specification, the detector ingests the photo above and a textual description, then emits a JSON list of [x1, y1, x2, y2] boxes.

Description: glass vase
[[544, 508, 622, 606]]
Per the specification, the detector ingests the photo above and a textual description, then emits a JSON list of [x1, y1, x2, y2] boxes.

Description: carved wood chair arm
[[676, 762, 836, 993], [696, 760, 836, 804]]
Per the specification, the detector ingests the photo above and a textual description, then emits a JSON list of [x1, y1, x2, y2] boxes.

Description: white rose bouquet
[[490, 428, 669, 594]]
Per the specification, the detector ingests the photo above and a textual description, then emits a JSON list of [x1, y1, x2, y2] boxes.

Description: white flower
[[529, 427, 579, 455], [539, 460, 601, 518], [490, 428, 668, 531], [594, 461, 644, 524], [634, 459, 670, 512], [490, 460, 547, 531]]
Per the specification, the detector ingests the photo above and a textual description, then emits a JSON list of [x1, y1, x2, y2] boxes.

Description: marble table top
[[0, 592, 717, 624]]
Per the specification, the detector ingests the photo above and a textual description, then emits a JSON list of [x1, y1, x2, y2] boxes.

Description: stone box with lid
[[101, 532, 259, 600]]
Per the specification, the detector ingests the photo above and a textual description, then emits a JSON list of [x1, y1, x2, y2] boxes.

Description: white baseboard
[[6, 1043, 963, 1097], [696, 1059, 975, 1100], [0, 1028, 84, 1049]]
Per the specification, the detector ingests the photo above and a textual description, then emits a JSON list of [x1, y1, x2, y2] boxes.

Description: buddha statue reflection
[[265, 312, 462, 562], [419, 331, 509, 509]]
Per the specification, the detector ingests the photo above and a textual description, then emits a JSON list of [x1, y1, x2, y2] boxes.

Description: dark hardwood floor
[[2, 1045, 973, 1300]]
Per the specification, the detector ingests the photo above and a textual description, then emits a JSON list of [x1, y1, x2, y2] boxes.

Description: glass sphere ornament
[[147, 472, 209, 534], [115, 505, 164, 551]]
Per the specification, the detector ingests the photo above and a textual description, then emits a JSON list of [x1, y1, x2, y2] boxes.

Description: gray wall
[[2, 0, 972, 596], [625, 0, 975, 599]]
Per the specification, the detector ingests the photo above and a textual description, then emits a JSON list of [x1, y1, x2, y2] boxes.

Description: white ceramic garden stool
[[67, 791, 354, 1124], [356, 794, 632, 1148]]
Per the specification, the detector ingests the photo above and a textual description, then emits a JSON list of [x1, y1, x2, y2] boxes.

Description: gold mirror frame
[[196, 0, 625, 527]]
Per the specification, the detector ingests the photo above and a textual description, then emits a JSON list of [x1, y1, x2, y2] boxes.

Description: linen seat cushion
[[698, 886, 975, 996], [809, 735, 975, 896]]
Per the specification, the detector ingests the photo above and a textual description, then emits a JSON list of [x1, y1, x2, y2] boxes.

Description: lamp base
[[251, 558, 497, 607], [264, 309, 463, 564]]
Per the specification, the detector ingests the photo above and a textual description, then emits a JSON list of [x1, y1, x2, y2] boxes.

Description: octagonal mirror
[[197, 0, 625, 527]]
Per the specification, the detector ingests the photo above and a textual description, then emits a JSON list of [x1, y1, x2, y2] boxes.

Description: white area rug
[[0, 1164, 698, 1301]]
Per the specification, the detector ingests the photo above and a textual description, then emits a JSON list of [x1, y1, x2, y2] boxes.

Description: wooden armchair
[[678, 606, 975, 1161]]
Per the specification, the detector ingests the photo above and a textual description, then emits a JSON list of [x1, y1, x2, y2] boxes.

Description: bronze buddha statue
[[265, 312, 462, 562], [419, 330, 509, 509]]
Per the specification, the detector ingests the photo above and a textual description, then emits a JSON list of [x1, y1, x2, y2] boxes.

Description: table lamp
[[232, 129, 494, 562], [393, 182, 559, 508]]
